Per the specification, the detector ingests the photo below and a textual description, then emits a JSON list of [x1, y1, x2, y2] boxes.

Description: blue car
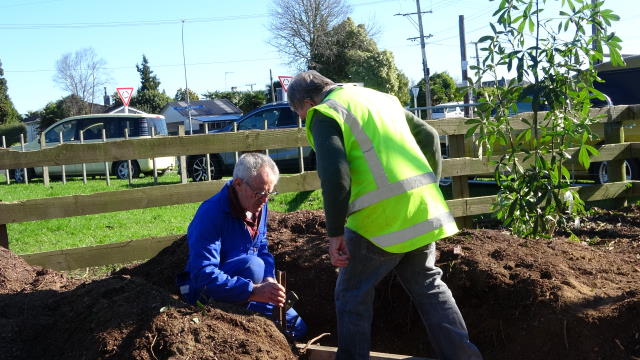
[[186, 102, 316, 181]]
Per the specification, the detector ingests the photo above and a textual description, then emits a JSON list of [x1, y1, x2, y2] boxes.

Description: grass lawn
[[1, 170, 500, 256], [1, 172, 324, 255]]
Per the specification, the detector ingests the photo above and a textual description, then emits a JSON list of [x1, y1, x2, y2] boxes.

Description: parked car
[[186, 102, 315, 181], [10, 113, 175, 182], [431, 102, 465, 120]]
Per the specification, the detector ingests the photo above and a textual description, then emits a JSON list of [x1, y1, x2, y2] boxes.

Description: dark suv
[[186, 102, 315, 181]]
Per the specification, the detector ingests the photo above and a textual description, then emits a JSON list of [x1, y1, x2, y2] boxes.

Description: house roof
[[195, 114, 243, 122], [163, 99, 242, 118]]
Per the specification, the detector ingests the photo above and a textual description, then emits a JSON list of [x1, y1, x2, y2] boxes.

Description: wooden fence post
[[40, 133, 50, 186], [604, 105, 627, 208], [2, 136, 10, 184], [0, 201, 8, 249], [298, 115, 305, 173], [58, 131, 66, 184], [151, 127, 158, 184], [20, 134, 29, 184], [178, 125, 188, 184], [264, 118, 270, 157], [449, 133, 473, 229], [204, 123, 211, 182], [102, 129, 111, 186]]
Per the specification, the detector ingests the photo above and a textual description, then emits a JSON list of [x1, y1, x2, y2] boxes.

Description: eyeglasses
[[244, 181, 278, 199]]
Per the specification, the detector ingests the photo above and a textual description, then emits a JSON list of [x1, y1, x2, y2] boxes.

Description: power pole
[[470, 41, 481, 87], [459, 15, 472, 118], [269, 69, 276, 103], [181, 20, 193, 135], [416, 0, 433, 119], [396, 1, 433, 119]]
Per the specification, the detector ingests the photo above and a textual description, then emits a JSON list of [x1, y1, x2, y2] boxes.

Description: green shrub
[[0, 122, 26, 147], [470, 0, 623, 238]]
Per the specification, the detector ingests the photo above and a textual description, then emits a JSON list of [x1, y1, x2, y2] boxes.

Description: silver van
[[10, 113, 175, 182]]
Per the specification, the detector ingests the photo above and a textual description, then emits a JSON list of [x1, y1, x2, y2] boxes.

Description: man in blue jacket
[[181, 152, 306, 339]]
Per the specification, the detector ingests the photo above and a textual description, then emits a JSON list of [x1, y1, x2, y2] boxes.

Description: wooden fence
[[1, 105, 640, 271]]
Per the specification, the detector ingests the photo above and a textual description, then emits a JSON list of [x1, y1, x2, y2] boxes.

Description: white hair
[[232, 152, 279, 183]]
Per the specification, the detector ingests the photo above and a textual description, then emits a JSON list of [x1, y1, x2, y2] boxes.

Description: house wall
[[162, 107, 202, 135]]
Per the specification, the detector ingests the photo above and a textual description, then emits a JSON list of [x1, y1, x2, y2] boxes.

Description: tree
[[174, 88, 200, 102], [130, 90, 171, 114], [269, 0, 351, 70], [415, 72, 463, 108], [311, 17, 410, 105], [202, 90, 266, 114], [39, 98, 71, 132], [111, 56, 171, 114], [470, 0, 622, 238], [136, 55, 160, 92], [348, 50, 410, 105], [0, 59, 21, 125], [53, 48, 109, 113]]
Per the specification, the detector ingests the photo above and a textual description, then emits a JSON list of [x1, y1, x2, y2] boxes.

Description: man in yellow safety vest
[[288, 71, 482, 360]]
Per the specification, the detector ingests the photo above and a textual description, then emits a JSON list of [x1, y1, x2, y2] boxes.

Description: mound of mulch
[[1, 206, 639, 359], [0, 240, 295, 359]]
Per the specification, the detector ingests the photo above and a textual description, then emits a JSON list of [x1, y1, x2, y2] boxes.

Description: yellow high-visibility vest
[[306, 86, 458, 253]]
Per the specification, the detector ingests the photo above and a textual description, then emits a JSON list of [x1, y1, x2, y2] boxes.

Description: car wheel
[[113, 161, 141, 180], [596, 160, 637, 184], [11, 168, 34, 183], [190, 155, 220, 182]]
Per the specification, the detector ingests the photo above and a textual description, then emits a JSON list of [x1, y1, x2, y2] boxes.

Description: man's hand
[[329, 235, 350, 267], [249, 281, 286, 307]]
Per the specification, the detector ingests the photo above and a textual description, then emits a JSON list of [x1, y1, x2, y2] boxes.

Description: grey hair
[[233, 152, 279, 184], [287, 70, 336, 111]]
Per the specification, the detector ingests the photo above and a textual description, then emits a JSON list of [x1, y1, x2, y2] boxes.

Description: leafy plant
[[469, 0, 623, 238]]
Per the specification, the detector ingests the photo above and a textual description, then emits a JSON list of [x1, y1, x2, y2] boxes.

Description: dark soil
[[1, 206, 639, 359]]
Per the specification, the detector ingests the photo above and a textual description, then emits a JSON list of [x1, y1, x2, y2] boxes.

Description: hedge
[[0, 123, 27, 147]]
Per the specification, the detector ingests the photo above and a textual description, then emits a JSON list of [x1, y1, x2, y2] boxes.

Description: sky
[[1, 0, 639, 115]]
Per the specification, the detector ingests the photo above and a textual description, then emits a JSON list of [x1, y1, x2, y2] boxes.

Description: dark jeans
[[335, 228, 482, 360]]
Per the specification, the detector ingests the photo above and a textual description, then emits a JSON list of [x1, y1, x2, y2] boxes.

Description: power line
[[0, 0, 399, 30], [0, 14, 268, 30], [4, 57, 282, 73], [0, 0, 62, 9]]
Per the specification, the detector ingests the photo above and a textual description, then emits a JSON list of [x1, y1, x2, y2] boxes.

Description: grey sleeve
[[310, 113, 351, 237], [404, 110, 442, 181]]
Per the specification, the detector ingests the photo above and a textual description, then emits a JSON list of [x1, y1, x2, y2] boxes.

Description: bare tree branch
[[268, 0, 351, 70], [53, 48, 110, 113]]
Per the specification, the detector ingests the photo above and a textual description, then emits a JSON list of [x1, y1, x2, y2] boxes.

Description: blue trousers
[[335, 228, 482, 360], [221, 255, 307, 340]]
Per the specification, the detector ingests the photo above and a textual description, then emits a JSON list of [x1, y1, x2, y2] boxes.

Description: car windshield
[[147, 117, 168, 136]]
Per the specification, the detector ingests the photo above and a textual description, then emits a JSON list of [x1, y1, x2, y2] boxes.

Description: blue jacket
[[184, 181, 275, 304]]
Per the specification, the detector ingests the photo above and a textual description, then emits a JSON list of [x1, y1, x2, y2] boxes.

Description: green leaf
[[518, 19, 526, 33], [578, 146, 590, 169], [466, 124, 480, 138]]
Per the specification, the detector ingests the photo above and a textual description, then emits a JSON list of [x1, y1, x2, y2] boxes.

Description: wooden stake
[[277, 270, 286, 330]]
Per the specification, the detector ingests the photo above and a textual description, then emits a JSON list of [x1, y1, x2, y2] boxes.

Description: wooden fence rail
[[18, 180, 640, 271], [2, 104, 640, 271], [2, 105, 639, 171]]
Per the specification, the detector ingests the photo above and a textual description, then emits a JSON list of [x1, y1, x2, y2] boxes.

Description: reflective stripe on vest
[[372, 211, 456, 247]]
